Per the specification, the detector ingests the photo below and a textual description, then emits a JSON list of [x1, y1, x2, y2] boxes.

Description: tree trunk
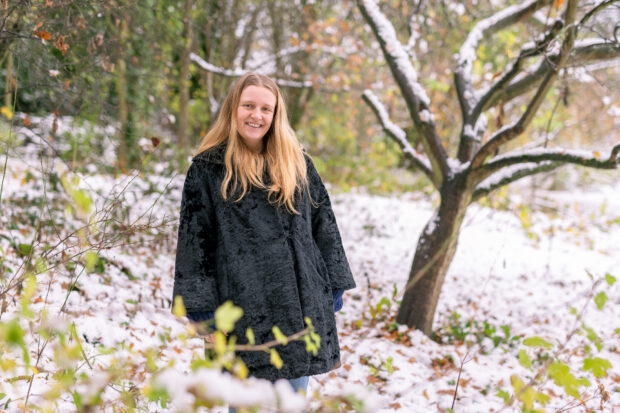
[[115, 18, 129, 173], [396, 174, 472, 336], [4, 49, 12, 109], [177, 0, 193, 165]]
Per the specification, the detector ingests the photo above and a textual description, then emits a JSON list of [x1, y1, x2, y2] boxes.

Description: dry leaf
[[34, 30, 52, 40]]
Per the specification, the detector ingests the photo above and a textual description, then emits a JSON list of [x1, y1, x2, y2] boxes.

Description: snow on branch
[[454, 0, 551, 119], [362, 89, 436, 186], [471, 0, 580, 169], [474, 144, 620, 183], [482, 40, 620, 111], [357, 0, 448, 183], [471, 162, 562, 202], [471, 19, 564, 124], [190, 52, 314, 89]]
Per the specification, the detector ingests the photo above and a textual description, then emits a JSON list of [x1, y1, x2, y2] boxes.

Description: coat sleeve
[[172, 160, 220, 313], [306, 155, 356, 292]]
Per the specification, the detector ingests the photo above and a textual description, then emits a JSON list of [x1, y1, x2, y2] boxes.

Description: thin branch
[[362, 89, 436, 187], [471, 19, 564, 128], [454, 0, 552, 122], [474, 143, 620, 184], [471, 0, 580, 169], [357, 0, 448, 184], [203, 327, 310, 352], [471, 161, 563, 202], [190, 52, 316, 89], [483, 40, 620, 111]]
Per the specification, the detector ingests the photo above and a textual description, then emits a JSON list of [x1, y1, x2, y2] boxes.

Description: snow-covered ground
[[0, 136, 618, 412]]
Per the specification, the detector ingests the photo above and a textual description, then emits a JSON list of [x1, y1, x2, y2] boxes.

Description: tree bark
[[178, 0, 193, 165], [115, 18, 129, 173], [396, 173, 471, 335], [4, 49, 12, 109]]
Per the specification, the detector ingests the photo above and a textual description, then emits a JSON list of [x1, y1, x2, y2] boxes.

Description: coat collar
[[193, 144, 226, 165]]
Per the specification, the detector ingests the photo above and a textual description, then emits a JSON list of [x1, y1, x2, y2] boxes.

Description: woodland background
[[1, 0, 619, 412]]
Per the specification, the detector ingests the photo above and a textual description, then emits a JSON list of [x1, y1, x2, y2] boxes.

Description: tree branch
[[482, 40, 620, 111], [471, 19, 565, 129], [190, 52, 317, 89], [357, 0, 448, 185], [471, 0, 580, 169], [454, 0, 552, 124], [472, 162, 563, 202], [362, 89, 437, 187], [474, 143, 620, 183]]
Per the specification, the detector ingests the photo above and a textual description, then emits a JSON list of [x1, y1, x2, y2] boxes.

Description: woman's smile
[[236, 85, 276, 152]]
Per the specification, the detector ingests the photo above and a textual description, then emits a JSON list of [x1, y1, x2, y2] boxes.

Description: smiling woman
[[236, 85, 276, 152], [172, 73, 356, 411]]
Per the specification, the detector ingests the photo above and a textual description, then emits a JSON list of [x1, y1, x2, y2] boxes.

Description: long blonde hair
[[195, 73, 308, 213]]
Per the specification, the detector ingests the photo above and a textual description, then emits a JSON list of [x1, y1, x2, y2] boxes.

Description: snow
[[1, 119, 619, 411], [360, 0, 432, 108]]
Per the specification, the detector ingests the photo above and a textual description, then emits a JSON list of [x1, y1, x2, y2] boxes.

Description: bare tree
[[358, 0, 620, 336]]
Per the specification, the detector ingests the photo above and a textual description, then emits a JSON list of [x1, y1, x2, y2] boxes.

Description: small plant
[[432, 311, 521, 352], [495, 273, 616, 412]]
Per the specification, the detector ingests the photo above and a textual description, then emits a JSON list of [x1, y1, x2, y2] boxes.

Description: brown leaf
[[53, 35, 70, 55], [554, 0, 564, 8], [150, 136, 160, 148], [23, 116, 31, 127]]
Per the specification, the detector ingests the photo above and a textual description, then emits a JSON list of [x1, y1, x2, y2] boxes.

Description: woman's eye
[[262, 108, 272, 113]]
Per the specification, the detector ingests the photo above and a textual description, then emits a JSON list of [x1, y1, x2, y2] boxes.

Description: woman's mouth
[[246, 122, 262, 128]]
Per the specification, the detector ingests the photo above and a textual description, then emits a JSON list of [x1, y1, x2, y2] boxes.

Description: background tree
[[357, 0, 620, 335]]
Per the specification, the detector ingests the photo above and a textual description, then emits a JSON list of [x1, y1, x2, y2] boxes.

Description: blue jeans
[[228, 376, 309, 413]]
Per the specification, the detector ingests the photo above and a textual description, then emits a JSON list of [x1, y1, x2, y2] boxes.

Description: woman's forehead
[[240, 85, 276, 106]]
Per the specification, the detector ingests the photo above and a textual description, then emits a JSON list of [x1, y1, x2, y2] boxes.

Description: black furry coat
[[172, 145, 356, 380]]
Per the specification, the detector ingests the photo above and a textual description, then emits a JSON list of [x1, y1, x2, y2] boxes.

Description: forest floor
[[1, 132, 619, 412]]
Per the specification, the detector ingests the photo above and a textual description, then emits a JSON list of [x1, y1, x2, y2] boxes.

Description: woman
[[172, 73, 356, 404]]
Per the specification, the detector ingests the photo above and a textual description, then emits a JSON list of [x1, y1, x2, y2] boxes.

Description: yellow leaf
[[270, 349, 283, 369], [593, 151, 600, 158], [215, 301, 243, 332], [246, 328, 255, 346], [272, 326, 288, 345], [554, 0, 564, 8], [214, 331, 227, 356], [1, 106, 13, 120], [172, 296, 186, 317]]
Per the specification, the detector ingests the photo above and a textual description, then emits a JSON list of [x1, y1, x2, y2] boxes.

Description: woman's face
[[236, 85, 277, 152]]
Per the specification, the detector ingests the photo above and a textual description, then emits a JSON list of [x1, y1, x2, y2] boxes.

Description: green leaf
[[582, 357, 612, 378], [16, 243, 32, 258], [511, 375, 535, 409], [245, 328, 255, 346], [594, 292, 607, 310], [272, 326, 288, 345], [583, 325, 602, 351], [34, 257, 47, 274], [496, 389, 510, 404], [523, 336, 553, 349], [270, 349, 283, 369], [535, 391, 550, 406], [518, 349, 532, 369], [72, 391, 83, 410], [605, 273, 616, 286], [214, 301, 243, 332], [547, 361, 590, 398], [84, 251, 99, 273]]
